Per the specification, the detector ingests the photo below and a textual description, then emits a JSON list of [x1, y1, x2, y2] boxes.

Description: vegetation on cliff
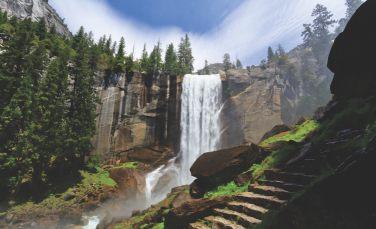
[[0, 5, 194, 201], [0, 10, 97, 200]]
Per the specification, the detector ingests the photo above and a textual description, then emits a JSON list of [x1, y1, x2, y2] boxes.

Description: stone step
[[248, 184, 291, 200], [264, 169, 316, 185], [235, 192, 286, 209], [213, 208, 262, 228], [227, 201, 268, 219], [285, 159, 322, 175], [189, 222, 211, 229], [258, 180, 305, 192], [204, 215, 245, 229]]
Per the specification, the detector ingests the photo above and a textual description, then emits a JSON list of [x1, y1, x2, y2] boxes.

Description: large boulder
[[109, 167, 145, 198], [189, 144, 270, 197], [328, 0, 376, 99]]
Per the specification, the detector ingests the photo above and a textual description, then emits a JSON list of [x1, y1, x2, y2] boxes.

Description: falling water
[[178, 74, 222, 183], [144, 74, 222, 201]]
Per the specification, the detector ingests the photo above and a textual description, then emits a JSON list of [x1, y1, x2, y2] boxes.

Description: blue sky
[[51, 0, 347, 70], [106, 0, 244, 33]]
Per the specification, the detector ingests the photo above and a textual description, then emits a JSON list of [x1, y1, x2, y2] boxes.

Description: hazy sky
[[50, 0, 347, 70]]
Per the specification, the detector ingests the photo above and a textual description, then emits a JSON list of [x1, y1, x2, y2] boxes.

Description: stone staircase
[[188, 155, 320, 229]]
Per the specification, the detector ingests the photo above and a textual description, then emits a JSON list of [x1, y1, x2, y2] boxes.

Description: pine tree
[[302, 23, 314, 47], [0, 74, 34, 193], [311, 4, 336, 63], [164, 43, 178, 76], [125, 54, 134, 77], [267, 46, 275, 62], [276, 44, 288, 65], [236, 59, 243, 69], [302, 4, 336, 64], [72, 26, 85, 50], [88, 43, 101, 72], [28, 57, 69, 186], [223, 53, 232, 71], [0, 10, 8, 24], [68, 28, 97, 166], [178, 34, 194, 74], [97, 35, 106, 52], [336, 0, 363, 33], [312, 4, 336, 39], [113, 37, 126, 75], [35, 19, 47, 40], [105, 35, 112, 55], [148, 41, 163, 77], [0, 19, 34, 111], [140, 44, 149, 73], [0, 18, 51, 194]]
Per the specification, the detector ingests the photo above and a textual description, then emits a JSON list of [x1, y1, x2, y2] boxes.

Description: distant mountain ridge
[[0, 0, 70, 37]]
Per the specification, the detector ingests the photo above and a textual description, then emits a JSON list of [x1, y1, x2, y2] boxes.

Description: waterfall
[[83, 74, 222, 228], [179, 74, 222, 183], [144, 74, 222, 201]]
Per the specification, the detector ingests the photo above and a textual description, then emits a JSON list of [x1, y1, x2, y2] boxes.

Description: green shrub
[[114, 162, 138, 169], [80, 167, 117, 188]]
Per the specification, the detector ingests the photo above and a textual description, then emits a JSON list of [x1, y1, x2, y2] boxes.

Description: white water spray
[[82, 216, 100, 229], [144, 74, 222, 201]]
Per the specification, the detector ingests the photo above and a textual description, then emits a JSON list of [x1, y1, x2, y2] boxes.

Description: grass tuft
[[260, 120, 319, 147], [250, 144, 299, 180], [204, 181, 249, 199]]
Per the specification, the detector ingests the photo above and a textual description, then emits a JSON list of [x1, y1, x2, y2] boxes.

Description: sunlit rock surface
[[92, 72, 183, 158], [0, 0, 71, 37]]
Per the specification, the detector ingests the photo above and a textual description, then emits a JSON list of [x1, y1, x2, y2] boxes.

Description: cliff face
[[221, 68, 284, 147], [92, 72, 183, 158], [221, 47, 332, 147], [0, 0, 70, 37]]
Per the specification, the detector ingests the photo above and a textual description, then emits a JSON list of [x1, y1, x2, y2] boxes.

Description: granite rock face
[[92, 72, 183, 159], [221, 47, 333, 147], [0, 0, 70, 37]]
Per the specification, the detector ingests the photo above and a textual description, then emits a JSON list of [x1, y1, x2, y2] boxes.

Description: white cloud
[[50, 0, 346, 70]]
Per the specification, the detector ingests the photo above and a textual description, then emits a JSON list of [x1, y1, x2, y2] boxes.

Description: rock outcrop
[[92, 72, 183, 160], [221, 68, 284, 146], [0, 0, 71, 37], [328, 0, 376, 99], [221, 46, 333, 147], [189, 144, 270, 198], [109, 167, 145, 198]]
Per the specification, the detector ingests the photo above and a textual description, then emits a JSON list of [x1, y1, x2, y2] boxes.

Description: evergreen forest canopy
[[0, 9, 194, 198], [0, 0, 362, 200]]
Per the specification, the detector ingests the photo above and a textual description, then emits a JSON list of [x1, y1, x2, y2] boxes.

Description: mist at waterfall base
[[84, 74, 222, 228]]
